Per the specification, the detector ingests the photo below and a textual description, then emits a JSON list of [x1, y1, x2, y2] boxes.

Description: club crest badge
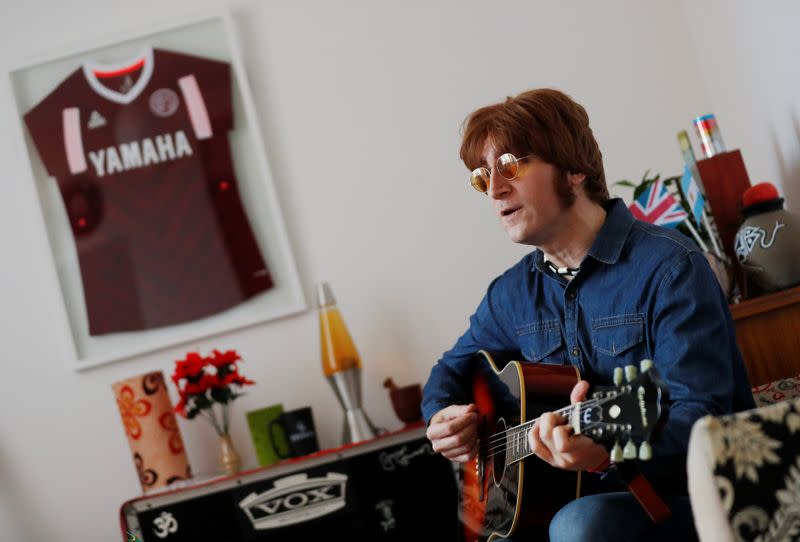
[[149, 88, 180, 117]]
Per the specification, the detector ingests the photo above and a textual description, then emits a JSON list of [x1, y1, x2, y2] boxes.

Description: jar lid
[[742, 182, 780, 207]]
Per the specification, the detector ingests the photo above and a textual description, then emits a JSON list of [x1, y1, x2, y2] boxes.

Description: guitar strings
[[480, 401, 601, 457], [482, 417, 601, 460], [482, 423, 599, 460], [481, 396, 602, 448], [478, 397, 608, 458]]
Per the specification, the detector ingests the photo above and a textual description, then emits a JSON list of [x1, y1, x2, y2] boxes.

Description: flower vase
[[218, 434, 241, 476]]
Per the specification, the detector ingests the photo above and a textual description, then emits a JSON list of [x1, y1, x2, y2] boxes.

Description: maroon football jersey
[[24, 48, 273, 335]]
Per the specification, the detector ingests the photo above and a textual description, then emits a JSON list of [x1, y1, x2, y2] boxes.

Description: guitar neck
[[503, 404, 576, 464]]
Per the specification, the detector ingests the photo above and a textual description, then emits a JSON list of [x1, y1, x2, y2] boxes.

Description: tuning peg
[[623, 440, 637, 460], [639, 442, 652, 461], [611, 441, 624, 463], [640, 359, 653, 373], [613, 367, 623, 386], [625, 365, 637, 383]]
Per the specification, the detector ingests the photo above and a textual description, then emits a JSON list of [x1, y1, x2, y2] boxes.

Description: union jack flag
[[629, 177, 688, 228]]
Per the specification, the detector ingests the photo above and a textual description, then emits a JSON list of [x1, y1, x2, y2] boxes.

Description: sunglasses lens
[[497, 153, 519, 179], [470, 167, 490, 192]]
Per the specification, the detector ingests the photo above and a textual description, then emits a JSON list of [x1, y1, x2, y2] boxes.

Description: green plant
[[171, 349, 254, 436]]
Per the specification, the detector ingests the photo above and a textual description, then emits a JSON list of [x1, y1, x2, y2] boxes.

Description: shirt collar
[[530, 198, 634, 272], [586, 198, 635, 265]]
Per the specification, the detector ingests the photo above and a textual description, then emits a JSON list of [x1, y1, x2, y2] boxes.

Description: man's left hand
[[527, 380, 609, 471]]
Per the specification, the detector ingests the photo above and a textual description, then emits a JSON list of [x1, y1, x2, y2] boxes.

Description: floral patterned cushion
[[751, 376, 800, 407], [700, 397, 800, 541]]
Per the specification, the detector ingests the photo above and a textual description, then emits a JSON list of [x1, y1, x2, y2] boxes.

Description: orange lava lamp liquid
[[319, 305, 362, 377]]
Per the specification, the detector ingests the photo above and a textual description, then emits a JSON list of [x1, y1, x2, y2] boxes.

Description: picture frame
[[7, 11, 306, 371]]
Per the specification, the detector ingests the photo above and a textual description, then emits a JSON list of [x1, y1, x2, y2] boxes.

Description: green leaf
[[633, 178, 656, 200], [210, 387, 231, 404], [193, 394, 212, 410]]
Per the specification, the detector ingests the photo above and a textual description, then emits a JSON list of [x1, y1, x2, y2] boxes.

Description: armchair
[[688, 377, 800, 541]]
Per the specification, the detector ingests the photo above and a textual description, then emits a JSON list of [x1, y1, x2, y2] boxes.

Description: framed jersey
[[8, 12, 305, 370]]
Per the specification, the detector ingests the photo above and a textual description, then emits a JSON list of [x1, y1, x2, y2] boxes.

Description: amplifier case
[[121, 426, 459, 541]]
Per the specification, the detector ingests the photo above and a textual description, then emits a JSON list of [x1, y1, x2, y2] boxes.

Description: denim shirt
[[422, 198, 754, 485]]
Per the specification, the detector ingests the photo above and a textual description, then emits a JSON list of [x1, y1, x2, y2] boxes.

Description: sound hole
[[492, 418, 507, 486]]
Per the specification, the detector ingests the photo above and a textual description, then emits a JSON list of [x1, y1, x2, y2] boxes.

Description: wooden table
[[730, 284, 800, 386]]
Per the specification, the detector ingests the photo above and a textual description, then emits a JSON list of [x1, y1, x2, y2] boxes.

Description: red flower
[[216, 371, 255, 387], [208, 349, 241, 368], [183, 374, 217, 395], [170, 348, 254, 428], [172, 352, 208, 381]]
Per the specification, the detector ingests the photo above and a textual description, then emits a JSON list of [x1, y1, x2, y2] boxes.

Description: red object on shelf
[[695, 150, 752, 294], [742, 182, 780, 207]]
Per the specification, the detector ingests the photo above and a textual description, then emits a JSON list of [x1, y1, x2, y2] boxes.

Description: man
[[421, 88, 754, 541]]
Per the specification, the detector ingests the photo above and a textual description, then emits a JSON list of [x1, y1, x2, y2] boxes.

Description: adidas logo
[[87, 110, 106, 129]]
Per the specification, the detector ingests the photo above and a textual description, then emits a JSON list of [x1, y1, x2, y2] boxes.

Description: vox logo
[[239, 473, 347, 530]]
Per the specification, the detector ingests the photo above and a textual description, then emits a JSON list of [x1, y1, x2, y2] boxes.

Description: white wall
[[0, 1, 789, 540], [680, 0, 800, 208]]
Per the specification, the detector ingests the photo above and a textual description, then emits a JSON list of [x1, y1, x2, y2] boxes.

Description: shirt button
[[571, 346, 580, 357], [567, 292, 576, 300]]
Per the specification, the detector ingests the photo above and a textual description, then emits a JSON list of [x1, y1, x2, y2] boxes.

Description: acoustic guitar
[[460, 350, 667, 541]]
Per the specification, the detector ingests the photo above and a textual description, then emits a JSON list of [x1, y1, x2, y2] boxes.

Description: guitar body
[[458, 350, 668, 541], [460, 351, 582, 542]]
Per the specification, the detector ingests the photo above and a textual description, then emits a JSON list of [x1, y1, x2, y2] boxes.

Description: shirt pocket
[[591, 314, 646, 369], [515, 318, 564, 364]]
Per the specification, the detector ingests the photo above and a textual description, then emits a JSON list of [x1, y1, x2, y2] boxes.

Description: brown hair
[[460, 88, 608, 205]]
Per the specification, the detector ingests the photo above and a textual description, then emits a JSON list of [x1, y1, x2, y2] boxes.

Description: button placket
[[563, 288, 583, 370]]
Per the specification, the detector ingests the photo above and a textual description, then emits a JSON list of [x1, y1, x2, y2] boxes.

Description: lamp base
[[342, 408, 377, 444]]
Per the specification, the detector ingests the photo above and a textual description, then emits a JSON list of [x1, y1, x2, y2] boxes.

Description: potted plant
[[171, 349, 254, 475]]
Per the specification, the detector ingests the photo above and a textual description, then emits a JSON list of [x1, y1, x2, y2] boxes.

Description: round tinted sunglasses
[[470, 153, 532, 193]]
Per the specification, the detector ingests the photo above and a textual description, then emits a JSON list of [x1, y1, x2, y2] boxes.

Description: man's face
[[481, 138, 568, 246]]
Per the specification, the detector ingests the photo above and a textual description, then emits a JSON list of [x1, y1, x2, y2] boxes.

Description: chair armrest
[[688, 397, 800, 541]]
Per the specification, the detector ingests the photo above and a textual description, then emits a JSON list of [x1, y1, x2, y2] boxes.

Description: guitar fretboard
[[505, 424, 532, 464], [503, 403, 577, 465]]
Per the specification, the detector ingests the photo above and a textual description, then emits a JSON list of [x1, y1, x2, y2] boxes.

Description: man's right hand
[[426, 404, 480, 462]]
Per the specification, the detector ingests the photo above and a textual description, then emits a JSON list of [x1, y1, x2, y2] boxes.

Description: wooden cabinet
[[730, 285, 800, 386]]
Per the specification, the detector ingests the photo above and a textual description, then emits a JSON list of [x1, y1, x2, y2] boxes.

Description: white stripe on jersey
[[63, 107, 87, 174], [178, 75, 213, 140]]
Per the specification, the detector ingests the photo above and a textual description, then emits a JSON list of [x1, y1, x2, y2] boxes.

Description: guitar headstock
[[571, 359, 668, 463]]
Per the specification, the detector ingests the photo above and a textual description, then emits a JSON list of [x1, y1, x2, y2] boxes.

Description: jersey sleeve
[[166, 50, 233, 135], [198, 58, 232, 133], [23, 78, 73, 179]]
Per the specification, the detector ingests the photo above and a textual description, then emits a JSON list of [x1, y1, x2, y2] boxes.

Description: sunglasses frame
[[470, 153, 533, 193]]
